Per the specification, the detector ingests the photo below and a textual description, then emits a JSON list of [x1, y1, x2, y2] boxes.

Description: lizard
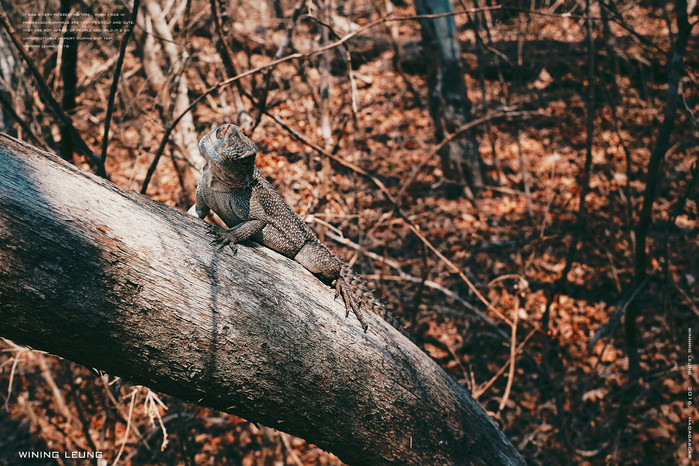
[[189, 123, 383, 331]]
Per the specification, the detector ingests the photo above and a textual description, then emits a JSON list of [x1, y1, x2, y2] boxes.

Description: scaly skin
[[191, 123, 381, 331]]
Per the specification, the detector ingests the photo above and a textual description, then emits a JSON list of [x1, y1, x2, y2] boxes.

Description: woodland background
[[0, 0, 697, 464]]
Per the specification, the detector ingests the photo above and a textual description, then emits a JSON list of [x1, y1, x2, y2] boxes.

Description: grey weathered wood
[[0, 133, 524, 465]]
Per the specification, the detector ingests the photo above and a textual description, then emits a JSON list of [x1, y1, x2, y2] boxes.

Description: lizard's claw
[[335, 278, 369, 332], [209, 227, 239, 254]]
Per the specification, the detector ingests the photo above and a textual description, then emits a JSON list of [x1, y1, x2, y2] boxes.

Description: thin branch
[[498, 298, 519, 412], [516, 132, 533, 218], [36, 355, 72, 422], [587, 279, 647, 380], [303, 13, 359, 118], [0, 90, 49, 149], [0, 11, 99, 168], [372, 0, 422, 106], [542, 0, 596, 330], [397, 110, 550, 200], [626, 0, 694, 379], [323, 230, 508, 338], [597, 0, 665, 54], [123, 413, 183, 463], [399, 216, 511, 325], [252, 0, 305, 131], [209, 0, 253, 130], [473, 327, 537, 400], [99, 0, 141, 178], [632, 0, 693, 284], [112, 388, 138, 466], [3, 345, 27, 412], [261, 108, 396, 200]]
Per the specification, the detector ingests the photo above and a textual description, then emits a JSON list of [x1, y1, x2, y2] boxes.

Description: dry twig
[[112, 387, 139, 466]]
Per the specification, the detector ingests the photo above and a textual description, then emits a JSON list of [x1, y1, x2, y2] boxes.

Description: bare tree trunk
[[144, 0, 204, 176], [59, 0, 78, 162], [209, 0, 254, 132], [0, 134, 525, 465], [625, 0, 693, 380], [414, 0, 483, 198]]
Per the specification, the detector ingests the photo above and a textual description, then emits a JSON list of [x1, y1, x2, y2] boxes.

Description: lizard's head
[[199, 123, 257, 167]]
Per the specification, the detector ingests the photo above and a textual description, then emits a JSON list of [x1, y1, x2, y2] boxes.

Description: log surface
[[0, 133, 524, 465]]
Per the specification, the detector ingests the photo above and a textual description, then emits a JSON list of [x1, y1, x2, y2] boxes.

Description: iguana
[[189, 123, 383, 331]]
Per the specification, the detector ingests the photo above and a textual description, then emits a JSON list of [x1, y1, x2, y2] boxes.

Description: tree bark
[[414, 0, 483, 197], [0, 133, 524, 465]]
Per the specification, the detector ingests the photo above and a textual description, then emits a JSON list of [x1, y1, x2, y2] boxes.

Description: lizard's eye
[[216, 126, 227, 139]]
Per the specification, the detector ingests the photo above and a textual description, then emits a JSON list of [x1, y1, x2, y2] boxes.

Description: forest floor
[[0, 1, 697, 465]]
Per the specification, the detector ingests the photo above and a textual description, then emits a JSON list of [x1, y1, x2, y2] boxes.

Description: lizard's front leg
[[211, 219, 266, 252]]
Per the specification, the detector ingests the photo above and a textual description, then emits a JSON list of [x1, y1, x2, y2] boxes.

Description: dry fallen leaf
[[582, 388, 608, 403]]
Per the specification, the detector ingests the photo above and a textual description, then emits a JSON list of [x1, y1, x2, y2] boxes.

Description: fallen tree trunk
[[0, 133, 524, 465]]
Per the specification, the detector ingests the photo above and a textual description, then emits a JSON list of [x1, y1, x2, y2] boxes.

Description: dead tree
[[0, 134, 525, 465], [625, 0, 694, 380], [414, 0, 483, 198]]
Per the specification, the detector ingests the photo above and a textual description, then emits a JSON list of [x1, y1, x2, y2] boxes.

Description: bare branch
[[0, 10, 99, 168], [98, 0, 141, 178]]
